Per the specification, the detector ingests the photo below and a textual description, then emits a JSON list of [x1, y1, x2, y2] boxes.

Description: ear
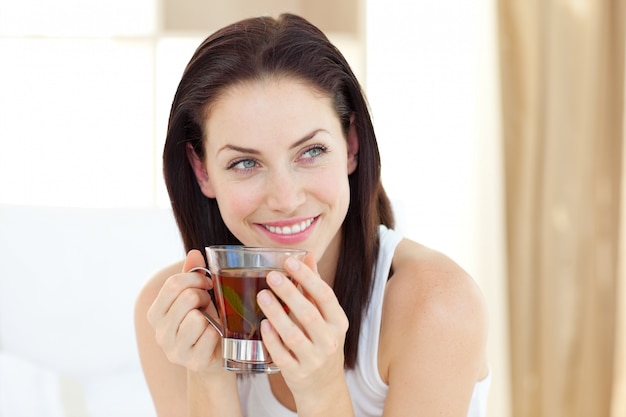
[[346, 115, 359, 174], [186, 143, 216, 198]]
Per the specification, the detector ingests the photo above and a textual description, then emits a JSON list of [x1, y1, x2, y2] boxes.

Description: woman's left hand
[[257, 252, 350, 411]]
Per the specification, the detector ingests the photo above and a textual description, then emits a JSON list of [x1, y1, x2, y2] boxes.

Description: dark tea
[[214, 267, 285, 340]]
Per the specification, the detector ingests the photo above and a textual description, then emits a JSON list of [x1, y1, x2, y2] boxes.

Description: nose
[[265, 169, 306, 213]]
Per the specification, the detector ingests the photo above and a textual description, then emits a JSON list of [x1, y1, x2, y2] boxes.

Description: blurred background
[[0, 1, 624, 416]]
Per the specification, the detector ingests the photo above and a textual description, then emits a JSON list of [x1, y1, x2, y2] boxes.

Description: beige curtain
[[497, 0, 625, 416]]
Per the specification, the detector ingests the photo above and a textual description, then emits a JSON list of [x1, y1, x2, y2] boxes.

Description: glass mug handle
[[187, 266, 224, 337]]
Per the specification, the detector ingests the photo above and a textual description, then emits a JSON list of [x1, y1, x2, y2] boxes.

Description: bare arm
[[379, 240, 489, 417]]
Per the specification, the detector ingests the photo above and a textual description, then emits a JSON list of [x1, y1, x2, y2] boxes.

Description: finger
[[202, 296, 220, 319], [284, 257, 346, 327], [178, 308, 218, 347], [183, 249, 213, 288], [167, 309, 222, 369], [183, 249, 207, 273], [148, 250, 211, 324], [302, 252, 318, 274], [169, 287, 214, 331], [188, 325, 224, 371], [147, 271, 212, 325], [259, 275, 318, 351], [259, 319, 298, 369], [153, 286, 214, 348]]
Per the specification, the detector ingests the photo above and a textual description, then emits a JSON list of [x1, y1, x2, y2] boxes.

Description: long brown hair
[[163, 13, 394, 368]]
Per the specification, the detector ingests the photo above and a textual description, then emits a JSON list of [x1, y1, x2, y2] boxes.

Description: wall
[[365, 2, 510, 416]]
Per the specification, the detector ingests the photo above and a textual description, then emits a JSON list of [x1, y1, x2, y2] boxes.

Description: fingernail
[[258, 290, 272, 306], [261, 319, 272, 333], [286, 257, 300, 271], [268, 271, 283, 286]]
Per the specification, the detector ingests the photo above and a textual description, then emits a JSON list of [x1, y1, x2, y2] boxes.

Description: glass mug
[[189, 245, 307, 373]]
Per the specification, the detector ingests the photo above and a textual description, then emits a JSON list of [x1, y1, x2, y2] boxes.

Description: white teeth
[[265, 218, 314, 235]]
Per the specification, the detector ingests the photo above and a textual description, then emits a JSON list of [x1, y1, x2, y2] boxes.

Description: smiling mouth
[[263, 218, 315, 235]]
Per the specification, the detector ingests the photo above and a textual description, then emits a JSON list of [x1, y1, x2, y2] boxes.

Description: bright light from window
[[0, 37, 157, 207], [0, 0, 156, 37]]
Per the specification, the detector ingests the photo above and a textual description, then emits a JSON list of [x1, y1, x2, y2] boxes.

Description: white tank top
[[237, 226, 490, 416]]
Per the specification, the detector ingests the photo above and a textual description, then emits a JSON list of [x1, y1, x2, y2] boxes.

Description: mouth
[[262, 217, 316, 235]]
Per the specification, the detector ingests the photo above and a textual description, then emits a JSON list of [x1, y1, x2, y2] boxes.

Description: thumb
[[303, 252, 318, 274], [183, 249, 213, 291], [182, 249, 207, 273]]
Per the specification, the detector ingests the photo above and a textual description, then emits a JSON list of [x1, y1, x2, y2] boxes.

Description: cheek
[[215, 185, 261, 225], [309, 168, 351, 209]]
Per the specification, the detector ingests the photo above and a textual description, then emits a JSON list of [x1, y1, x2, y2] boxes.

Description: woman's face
[[190, 77, 359, 263]]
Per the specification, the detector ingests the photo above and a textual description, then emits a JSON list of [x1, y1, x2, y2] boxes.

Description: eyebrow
[[216, 129, 325, 156]]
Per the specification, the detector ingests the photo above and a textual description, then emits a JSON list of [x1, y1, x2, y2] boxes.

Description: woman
[[135, 13, 490, 417]]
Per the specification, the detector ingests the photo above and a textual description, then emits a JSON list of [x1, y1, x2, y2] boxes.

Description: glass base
[[224, 359, 280, 374]]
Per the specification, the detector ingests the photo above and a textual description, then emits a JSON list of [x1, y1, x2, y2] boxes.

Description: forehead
[[203, 76, 339, 145], [211, 75, 331, 114]]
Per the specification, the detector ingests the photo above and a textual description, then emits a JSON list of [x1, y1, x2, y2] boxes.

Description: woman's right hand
[[146, 249, 224, 373]]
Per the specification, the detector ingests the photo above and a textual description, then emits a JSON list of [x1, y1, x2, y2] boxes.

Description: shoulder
[[386, 238, 486, 317], [378, 238, 488, 384]]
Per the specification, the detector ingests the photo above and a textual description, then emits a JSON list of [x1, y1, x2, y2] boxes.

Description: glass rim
[[206, 245, 307, 255]]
